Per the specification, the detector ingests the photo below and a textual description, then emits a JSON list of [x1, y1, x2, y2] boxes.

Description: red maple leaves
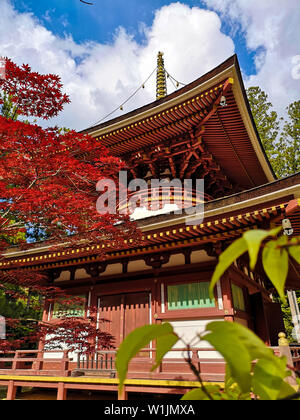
[[0, 116, 129, 248], [0, 58, 139, 353], [0, 58, 70, 119]]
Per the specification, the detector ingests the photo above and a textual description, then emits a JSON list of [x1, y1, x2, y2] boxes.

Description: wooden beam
[[179, 150, 193, 178]]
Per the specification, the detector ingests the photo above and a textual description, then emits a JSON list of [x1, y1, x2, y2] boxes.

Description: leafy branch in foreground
[[209, 228, 300, 302], [116, 228, 300, 400], [116, 321, 299, 400]]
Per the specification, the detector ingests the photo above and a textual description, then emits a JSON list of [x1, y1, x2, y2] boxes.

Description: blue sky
[[12, 0, 257, 75], [2, 0, 299, 130]]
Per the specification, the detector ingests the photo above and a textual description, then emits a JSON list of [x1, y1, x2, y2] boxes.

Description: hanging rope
[[87, 67, 157, 128], [165, 69, 187, 88], [87, 64, 187, 129], [168, 75, 179, 91]]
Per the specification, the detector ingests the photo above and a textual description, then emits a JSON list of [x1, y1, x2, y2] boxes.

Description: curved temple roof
[[82, 55, 275, 192]]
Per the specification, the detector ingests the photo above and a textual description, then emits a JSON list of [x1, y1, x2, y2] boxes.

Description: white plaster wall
[[127, 260, 149, 273], [163, 254, 185, 267], [191, 250, 216, 264], [54, 270, 70, 283], [166, 318, 224, 359], [103, 263, 123, 276], [75, 268, 88, 280]]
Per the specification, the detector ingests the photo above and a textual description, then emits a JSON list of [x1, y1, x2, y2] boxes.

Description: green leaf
[[253, 357, 294, 400], [262, 240, 289, 302], [116, 323, 179, 391], [151, 331, 179, 372], [224, 365, 236, 393], [181, 386, 222, 400], [202, 321, 276, 394], [223, 366, 250, 400], [288, 241, 300, 264], [244, 227, 282, 270], [210, 237, 248, 298], [277, 380, 299, 400]]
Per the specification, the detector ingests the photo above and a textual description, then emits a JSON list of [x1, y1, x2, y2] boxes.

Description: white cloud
[[204, 0, 300, 114], [0, 1, 234, 130]]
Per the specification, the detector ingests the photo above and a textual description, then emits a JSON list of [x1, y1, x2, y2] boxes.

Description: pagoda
[[0, 54, 299, 400]]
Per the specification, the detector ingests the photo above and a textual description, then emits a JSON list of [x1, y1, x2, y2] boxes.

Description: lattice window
[[232, 284, 246, 311], [167, 282, 215, 310]]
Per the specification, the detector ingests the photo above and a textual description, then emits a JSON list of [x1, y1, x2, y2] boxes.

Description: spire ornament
[[156, 52, 167, 100]]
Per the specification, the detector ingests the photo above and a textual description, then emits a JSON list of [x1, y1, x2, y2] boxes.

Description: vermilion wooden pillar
[[118, 386, 128, 400], [57, 382, 67, 400], [6, 380, 17, 400], [221, 275, 234, 322]]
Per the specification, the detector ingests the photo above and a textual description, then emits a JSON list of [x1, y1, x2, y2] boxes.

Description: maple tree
[[0, 58, 138, 352]]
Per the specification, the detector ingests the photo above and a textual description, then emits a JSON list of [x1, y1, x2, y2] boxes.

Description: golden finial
[[278, 332, 289, 346], [156, 51, 167, 100]]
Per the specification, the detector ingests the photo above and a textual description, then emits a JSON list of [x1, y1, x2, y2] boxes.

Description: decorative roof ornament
[[156, 52, 167, 100]]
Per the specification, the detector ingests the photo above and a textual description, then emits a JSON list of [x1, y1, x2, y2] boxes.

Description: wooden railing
[[1, 344, 299, 380], [75, 350, 116, 377], [73, 347, 224, 379], [0, 350, 70, 376], [290, 346, 300, 370], [0, 348, 223, 377]]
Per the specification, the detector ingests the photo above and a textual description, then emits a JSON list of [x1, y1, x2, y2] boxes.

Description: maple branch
[[184, 345, 214, 401], [0, 58, 136, 353], [0, 165, 65, 231], [0, 177, 38, 228]]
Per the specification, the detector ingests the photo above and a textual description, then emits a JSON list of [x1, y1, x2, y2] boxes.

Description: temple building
[[0, 54, 299, 400]]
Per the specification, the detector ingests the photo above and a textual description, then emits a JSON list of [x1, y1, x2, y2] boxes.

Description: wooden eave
[[82, 55, 275, 190], [2, 175, 299, 270]]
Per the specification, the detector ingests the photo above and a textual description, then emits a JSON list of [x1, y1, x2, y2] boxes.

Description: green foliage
[[0, 91, 19, 120], [0, 287, 42, 348], [289, 237, 300, 263], [247, 88, 299, 178], [181, 386, 223, 401], [202, 321, 276, 394], [243, 227, 281, 270], [247, 87, 280, 166], [210, 227, 293, 302], [273, 291, 300, 343], [116, 323, 179, 391], [262, 238, 289, 301], [209, 237, 248, 297], [116, 321, 298, 400], [274, 101, 300, 178], [116, 228, 300, 400], [252, 357, 294, 400]]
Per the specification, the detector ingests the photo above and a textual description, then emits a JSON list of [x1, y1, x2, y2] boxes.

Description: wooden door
[[250, 292, 271, 345], [123, 292, 150, 339], [98, 294, 122, 349], [98, 292, 150, 349], [265, 301, 285, 346]]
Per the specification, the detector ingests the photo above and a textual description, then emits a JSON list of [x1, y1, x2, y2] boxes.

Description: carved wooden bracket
[[203, 242, 223, 258], [47, 268, 62, 283], [183, 249, 192, 265], [122, 260, 129, 274], [144, 253, 170, 269], [85, 262, 107, 278]]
